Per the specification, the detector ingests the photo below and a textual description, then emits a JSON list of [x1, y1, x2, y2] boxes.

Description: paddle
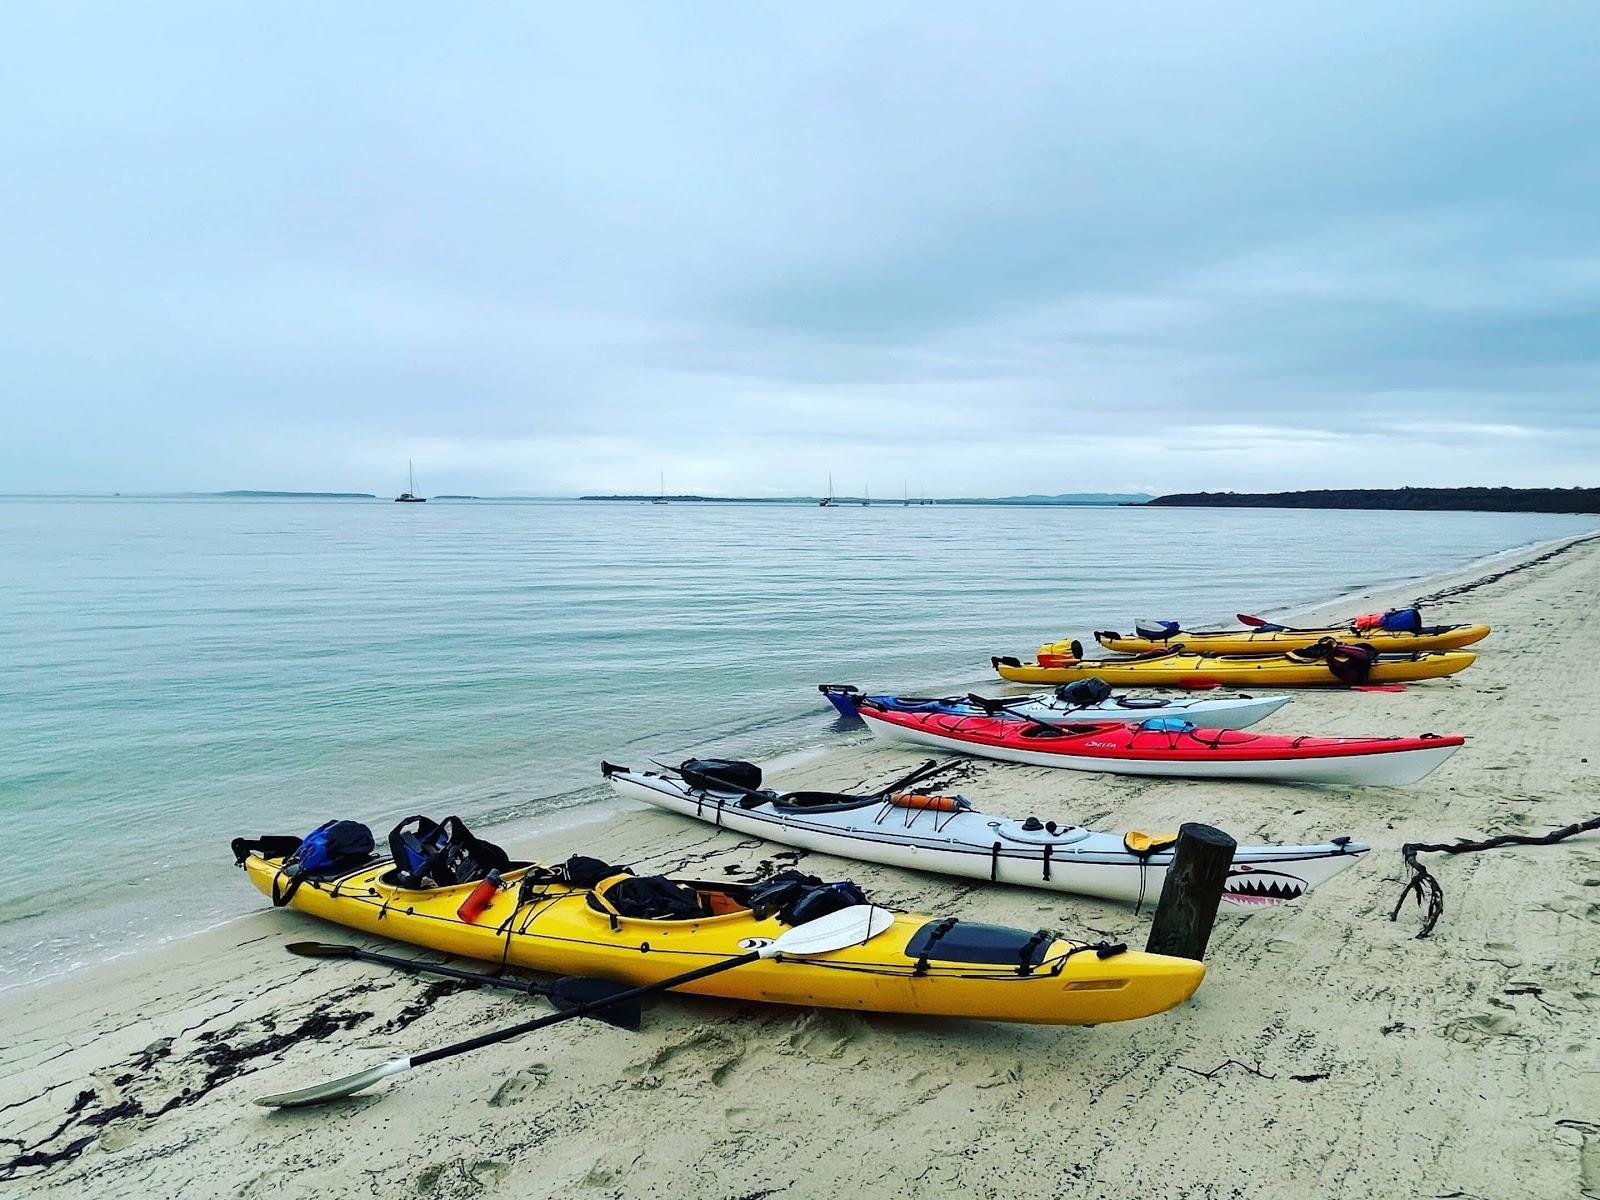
[[1237, 613, 1268, 627], [254, 904, 896, 1108], [965, 693, 1067, 737], [867, 757, 943, 798], [648, 755, 944, 806], [285, 942, 642, 1030]]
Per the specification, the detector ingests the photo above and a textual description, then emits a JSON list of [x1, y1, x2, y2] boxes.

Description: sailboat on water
[[651, 471, 668, 504], [819, 472, 836, 507], [395, 460, 426, 503], [861, 484, 870, 507]]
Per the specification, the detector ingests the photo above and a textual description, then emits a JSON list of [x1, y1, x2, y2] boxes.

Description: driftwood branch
[[1390, 815, 1600, 938]]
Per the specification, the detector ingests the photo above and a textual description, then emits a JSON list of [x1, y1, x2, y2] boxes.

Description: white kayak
[[603, 762, 1368, 908], [820, 683, 1290, 730]]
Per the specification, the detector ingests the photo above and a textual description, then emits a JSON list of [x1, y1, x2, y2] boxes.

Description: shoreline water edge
[[5, 527, 1600, 1197], [5, 524, 1591, 998]]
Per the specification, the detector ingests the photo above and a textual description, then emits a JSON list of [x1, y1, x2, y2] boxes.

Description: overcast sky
[[4, 3, 1597, 496]]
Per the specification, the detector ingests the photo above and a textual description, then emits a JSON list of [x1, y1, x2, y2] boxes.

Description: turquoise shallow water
[[2, 497, 1594, 987]]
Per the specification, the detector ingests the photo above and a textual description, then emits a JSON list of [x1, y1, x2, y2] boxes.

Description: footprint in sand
[[1583, 1139, 1600, 1199], [782, 1010, 868, 1063], [626, 1028, 744, 1087], [1444, 1011, 1522, 1043], [488, 1064, 550, 1106], [414, 1157, 512, 1197]]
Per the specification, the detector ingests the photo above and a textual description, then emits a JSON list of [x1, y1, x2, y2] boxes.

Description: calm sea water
[[2, 498, 1594, 987]]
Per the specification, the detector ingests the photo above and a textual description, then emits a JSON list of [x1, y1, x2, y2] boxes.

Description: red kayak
[[857, 706, 1463, 786]]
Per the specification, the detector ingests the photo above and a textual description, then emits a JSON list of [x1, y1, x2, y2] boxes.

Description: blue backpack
[[294, 820, 375, 873], [1379, 607, 1423, 633]]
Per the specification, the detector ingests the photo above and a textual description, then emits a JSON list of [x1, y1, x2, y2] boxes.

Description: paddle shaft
[[668, 758, 941, 805], [965, 693, 1065, 736], [410, 950, 761, 1068]]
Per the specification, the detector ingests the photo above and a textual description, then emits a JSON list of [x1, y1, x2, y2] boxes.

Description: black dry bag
[[388, 815, 511, 888], [680, 759, 762, 792], [1055, 677, 1113, 707]]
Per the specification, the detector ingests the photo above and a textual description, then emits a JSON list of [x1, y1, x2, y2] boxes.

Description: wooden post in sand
[[1145, 823, 1236, 961]]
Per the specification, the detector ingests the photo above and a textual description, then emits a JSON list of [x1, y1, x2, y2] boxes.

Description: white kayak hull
[[999, 691, 1289, 729], [824, 686, 1291, 731], [606, 768, 1368, 908], [861, 717, 1460, 786]]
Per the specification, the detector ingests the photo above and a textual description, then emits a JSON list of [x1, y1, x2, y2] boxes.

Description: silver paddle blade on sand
[[254, 904, 895, 1108], [256, 1057, 410, 1109]]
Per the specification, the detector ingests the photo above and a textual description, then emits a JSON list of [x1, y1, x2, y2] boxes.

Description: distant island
[[940, 493, 1151, 507], [216, 490, 376, 499], [1145, 487, 1600, 514], [581, 492, 1148, 505]]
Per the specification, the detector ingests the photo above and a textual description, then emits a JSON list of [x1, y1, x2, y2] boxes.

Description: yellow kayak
[[993, 640, 1476, 687], [1095, 622, 1490, 655], [240, 853, 1204, 1026]]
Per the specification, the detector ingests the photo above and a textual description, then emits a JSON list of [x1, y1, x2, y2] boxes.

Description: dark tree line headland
[[1144, 487, 1600, 513]]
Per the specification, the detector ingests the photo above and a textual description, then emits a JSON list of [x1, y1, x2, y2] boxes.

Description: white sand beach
[[5, 533, 1600, 1199]]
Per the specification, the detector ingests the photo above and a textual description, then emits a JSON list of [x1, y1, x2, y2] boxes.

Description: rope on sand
[[1390, 815, 1600, 938]]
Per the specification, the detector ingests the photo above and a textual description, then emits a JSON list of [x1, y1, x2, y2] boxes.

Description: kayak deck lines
[[856, 706, 1464, 785], [239, 852, 1207, 1025], [605, 764, 1369, 907]]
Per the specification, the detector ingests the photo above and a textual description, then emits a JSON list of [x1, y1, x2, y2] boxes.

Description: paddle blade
[[1237, 613, 1267, 626], [764, 904, 895, 959], [548, 978, 644, 1030], [284, 941, 361, 959], [255, 1057, 410, 1108]]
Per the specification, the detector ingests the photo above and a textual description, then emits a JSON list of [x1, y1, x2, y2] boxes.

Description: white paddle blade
[[254, 1057, 410, 1108], [760, 905, 895, 959]]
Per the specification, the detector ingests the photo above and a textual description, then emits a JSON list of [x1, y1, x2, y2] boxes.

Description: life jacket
[[1035, 640, 1085, 669], [1325, 642, 1378, 685], [388, 815, 511, 888]]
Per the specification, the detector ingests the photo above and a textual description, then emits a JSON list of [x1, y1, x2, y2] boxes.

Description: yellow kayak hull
[[994, 646, 1477, 687], [243, 856, 1204, 1026], [1096, 623, 1490, 655]]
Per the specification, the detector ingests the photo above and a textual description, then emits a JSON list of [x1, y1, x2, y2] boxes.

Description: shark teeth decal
[[1222, 867, 1310, 907]]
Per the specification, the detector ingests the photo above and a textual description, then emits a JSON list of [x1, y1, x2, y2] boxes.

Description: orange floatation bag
[[891, 793, 964, 813]]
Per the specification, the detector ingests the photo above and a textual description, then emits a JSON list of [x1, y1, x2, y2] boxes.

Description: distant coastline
[[580, 492, 1150, 506], [1145, 487, 1600, 514], [216, 490, 377, 499]]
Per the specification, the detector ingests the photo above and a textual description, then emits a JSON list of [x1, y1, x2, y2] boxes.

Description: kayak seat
[[1129, 645, 1185, 661], [735, 788, 782, 809], [773, 791, 883, 814], [1123, 832, 1179, 858], [1112, 697, 1169, 709], [587, 872, 713, 921]]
